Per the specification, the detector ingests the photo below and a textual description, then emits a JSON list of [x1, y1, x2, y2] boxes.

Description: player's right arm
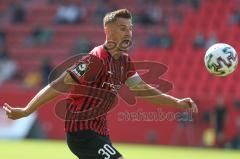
[[3, 71, 76, 120]]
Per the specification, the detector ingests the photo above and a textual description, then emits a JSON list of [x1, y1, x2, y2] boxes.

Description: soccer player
[[3, 9, 198, 159]]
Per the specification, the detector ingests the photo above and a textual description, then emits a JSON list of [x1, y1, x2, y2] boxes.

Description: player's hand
[[2, 103, 28, 120], [176, 98, 198, 113]]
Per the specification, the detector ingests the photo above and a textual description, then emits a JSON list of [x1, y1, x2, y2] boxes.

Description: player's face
[[107, 18, 133, 52]]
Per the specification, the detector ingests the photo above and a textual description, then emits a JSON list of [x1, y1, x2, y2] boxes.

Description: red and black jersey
[[65, 45, 138, 136]]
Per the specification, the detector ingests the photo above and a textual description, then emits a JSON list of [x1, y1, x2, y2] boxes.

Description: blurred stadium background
[[0, 0, 240, 158]]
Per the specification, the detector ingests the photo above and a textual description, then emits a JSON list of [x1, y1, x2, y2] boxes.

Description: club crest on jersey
[[72, 62, 89, 77]]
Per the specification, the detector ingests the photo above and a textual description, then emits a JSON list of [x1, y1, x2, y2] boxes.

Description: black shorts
[[66, 130, 122, 159]]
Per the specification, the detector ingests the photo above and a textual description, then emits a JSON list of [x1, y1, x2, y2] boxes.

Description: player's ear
[[104, 26, 109, 36]]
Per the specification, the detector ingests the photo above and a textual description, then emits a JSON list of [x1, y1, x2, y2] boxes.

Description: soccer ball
[[204, 43, 238, 76]]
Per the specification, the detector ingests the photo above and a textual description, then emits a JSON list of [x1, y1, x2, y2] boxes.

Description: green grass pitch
[[0, 140, 239, 159]]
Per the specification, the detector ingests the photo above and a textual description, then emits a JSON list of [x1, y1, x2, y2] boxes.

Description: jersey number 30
[[98, 144, 117, 159]]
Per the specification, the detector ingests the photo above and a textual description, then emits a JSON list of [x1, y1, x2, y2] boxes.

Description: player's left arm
[[128, 80, 198, 113]]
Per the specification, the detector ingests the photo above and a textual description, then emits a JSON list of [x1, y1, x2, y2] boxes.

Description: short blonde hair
[[103, 9, 132, 27]]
